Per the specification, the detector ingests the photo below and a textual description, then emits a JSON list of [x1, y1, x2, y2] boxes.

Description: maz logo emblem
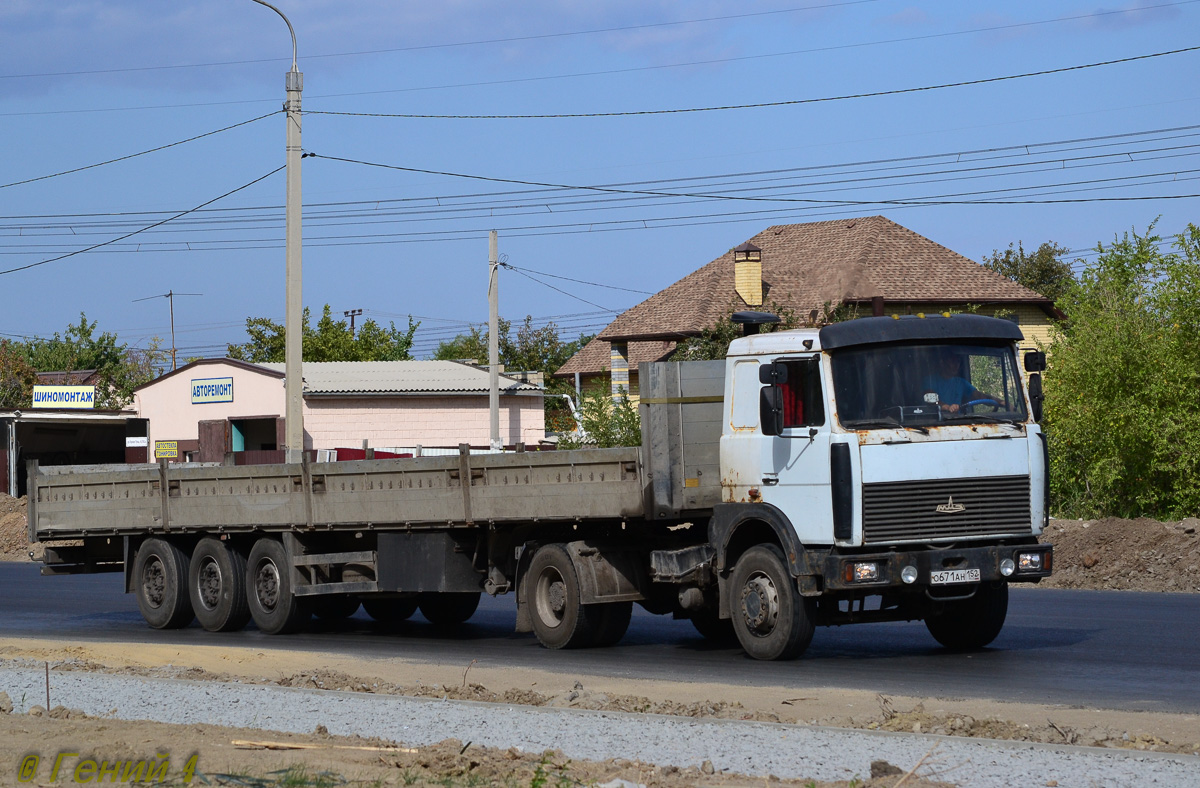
[[936, 496, 966, 514]]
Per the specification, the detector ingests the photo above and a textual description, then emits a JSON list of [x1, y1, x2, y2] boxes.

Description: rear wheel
[[134, 538, 194, 629], [924, 582, 1008, 650], [246, 538, 311, 635], [729, 544, 815, 660], [362, 597, 418, 624], [188, 538, 250, 632], [419, 592, 481, 626], [312, 595, 361, 620], [528, 543, 595, 649]]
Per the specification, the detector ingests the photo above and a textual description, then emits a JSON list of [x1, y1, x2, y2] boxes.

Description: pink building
[[133, 359, 546, 462]]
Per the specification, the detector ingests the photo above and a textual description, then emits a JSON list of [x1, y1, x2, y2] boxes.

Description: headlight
[[1018, 552, 1044, 572], [1000, 558, 1016, 577], [900, 565, 918, 584], [843, 561, 879, 583]]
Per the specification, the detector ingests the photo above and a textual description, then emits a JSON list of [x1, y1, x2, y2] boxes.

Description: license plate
[[930, 568, 980, 586]]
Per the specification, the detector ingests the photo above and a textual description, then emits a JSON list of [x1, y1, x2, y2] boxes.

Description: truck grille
[[861, 475, 1032, 544]]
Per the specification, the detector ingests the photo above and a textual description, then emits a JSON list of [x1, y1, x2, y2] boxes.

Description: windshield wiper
[[843, 418, 929, 435], [941, 413, 1021, 427]]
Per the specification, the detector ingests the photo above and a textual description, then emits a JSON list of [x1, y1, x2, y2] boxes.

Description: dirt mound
[[1039, 517, 1200, 592], [0, 495, 27, 556]]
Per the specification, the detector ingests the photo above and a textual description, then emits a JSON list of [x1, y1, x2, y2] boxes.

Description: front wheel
[[246, 538, 311, 635], [924, 582, 1008, 650], [729, 544, 815, 660]]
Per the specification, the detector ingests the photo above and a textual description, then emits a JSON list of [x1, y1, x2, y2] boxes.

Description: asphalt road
[[2, 562, 1197, 714]]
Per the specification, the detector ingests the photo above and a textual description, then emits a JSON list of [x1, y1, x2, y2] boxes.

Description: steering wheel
[[963, 398, 1001, 412]]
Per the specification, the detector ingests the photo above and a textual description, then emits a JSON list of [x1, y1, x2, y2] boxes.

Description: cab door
[[759, 357, 835, 545]]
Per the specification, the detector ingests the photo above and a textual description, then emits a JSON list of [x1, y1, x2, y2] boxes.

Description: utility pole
[[343, 308, 363, 336], [251, 0, 305, 463], [488, 231, 502, 452], [133, 290, 201, 371]]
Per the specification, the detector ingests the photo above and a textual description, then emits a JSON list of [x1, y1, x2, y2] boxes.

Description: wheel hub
[[141, 557, 165, 609], [534, 566, 568, 629], [740, 573, 779, 635], [197, 557, 222, 610], [255, 560, 280, 612]]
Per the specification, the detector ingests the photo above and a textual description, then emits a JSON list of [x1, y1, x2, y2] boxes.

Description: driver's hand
[[942, 403, 960, 414]]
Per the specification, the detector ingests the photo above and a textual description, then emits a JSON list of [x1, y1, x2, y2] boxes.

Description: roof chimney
[[732, 242, 763, 307]]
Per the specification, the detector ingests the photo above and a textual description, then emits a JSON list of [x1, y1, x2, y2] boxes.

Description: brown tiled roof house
[[555, 216, 1056, 392]]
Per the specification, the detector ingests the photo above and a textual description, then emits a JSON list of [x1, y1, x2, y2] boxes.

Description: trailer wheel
[[729, 544, 815, 660], [924, 582, 1008, 650], [246, 538, 311, 635], [590, 601, 632, 647], [528, 543, 595, 649], [188, 538, 251, 632], [312, 595, 361, 620], [419, 592, 481, 626], [134, 538, 194, 630], [362, 597, 418, 624]]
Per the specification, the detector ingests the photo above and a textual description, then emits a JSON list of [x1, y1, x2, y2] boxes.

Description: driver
[[922, 351, 994, 414]]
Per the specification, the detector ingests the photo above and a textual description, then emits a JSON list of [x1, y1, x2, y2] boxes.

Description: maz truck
[[27, 313, 1052, 660]]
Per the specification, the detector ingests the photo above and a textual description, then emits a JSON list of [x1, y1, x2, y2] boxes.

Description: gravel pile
[[1040, 517, 1200, 592], [1, 664, 1197, 788]]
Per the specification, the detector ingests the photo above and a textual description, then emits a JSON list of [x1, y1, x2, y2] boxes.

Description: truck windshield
[[830, 342, 1027, 428]]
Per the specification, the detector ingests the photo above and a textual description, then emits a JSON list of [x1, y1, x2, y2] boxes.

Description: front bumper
[[819, 542, 1053, 593]]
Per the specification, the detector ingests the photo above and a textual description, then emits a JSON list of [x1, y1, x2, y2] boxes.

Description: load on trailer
[[28, 314, 1053, 660]]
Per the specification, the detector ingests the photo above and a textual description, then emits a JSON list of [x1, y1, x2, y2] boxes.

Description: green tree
[[982, 241, 1075, 303], [1044, 222, 1200, 519], [0, 340, 37, 410], [434, 316, 593, 433], [227, 305, 418, 362], [557, 386, 641, 448], [20, 314, 164, 408]]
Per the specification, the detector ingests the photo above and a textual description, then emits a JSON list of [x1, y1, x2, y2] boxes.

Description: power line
[[311, 151, 1200, 206], [500, 264, 654, 295], [308, 2, 1200, 102], [0, 166, 283, 276], [0, 0, 885, 80], [308, 45, 1200, 120], [3, 122, 1196, 221], [498, 263, 617, 312], [0, 111, 278, 190]]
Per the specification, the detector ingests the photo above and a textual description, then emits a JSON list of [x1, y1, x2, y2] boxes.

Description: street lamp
[[250, 0, 305, 463]]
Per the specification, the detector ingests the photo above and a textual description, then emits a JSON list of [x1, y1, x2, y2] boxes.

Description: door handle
[[761, 476, 779, 486]]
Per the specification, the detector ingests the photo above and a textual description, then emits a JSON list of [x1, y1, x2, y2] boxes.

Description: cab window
[[778, 358, 825, 429]]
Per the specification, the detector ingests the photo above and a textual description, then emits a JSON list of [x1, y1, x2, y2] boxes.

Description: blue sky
[[1, 0, 1197, 360]]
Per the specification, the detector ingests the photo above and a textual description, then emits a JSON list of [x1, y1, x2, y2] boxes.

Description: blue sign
[[191, 377, 234, 404]]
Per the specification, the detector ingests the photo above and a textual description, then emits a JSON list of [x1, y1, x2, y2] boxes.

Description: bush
[[557, 386, 641, 449], [1045, 222, 1200, 519]]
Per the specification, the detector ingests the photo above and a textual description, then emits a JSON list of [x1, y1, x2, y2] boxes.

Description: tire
[[590, 601, 632, 647], [419, 592, 481, 626], [729, 544, 815, 661], [312, 595, 361, 620], [134, 538, 194, 630], [690, 607, 738, 645], [246, 538, 311, 635], [188, 538, 251, 632], [924, 582, 1008, 650], [362, 597, 418, 624], [527, 543, 597, 649]]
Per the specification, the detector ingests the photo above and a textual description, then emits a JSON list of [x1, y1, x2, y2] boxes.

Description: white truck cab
[[709, 313, 1052, 659]]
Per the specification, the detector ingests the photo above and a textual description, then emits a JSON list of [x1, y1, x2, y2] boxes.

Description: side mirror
[[759, 361, 788, 385], [1028, 373, 1044, 422], [1024, 350, 1046, 372], [760, 386, 784, 436]]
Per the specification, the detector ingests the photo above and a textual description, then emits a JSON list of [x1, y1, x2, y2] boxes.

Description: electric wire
[[0, 111, 278, 190], [0, 0, 886, 79], [0, 166, 283, 276], [307, 45, 1200, 120]]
